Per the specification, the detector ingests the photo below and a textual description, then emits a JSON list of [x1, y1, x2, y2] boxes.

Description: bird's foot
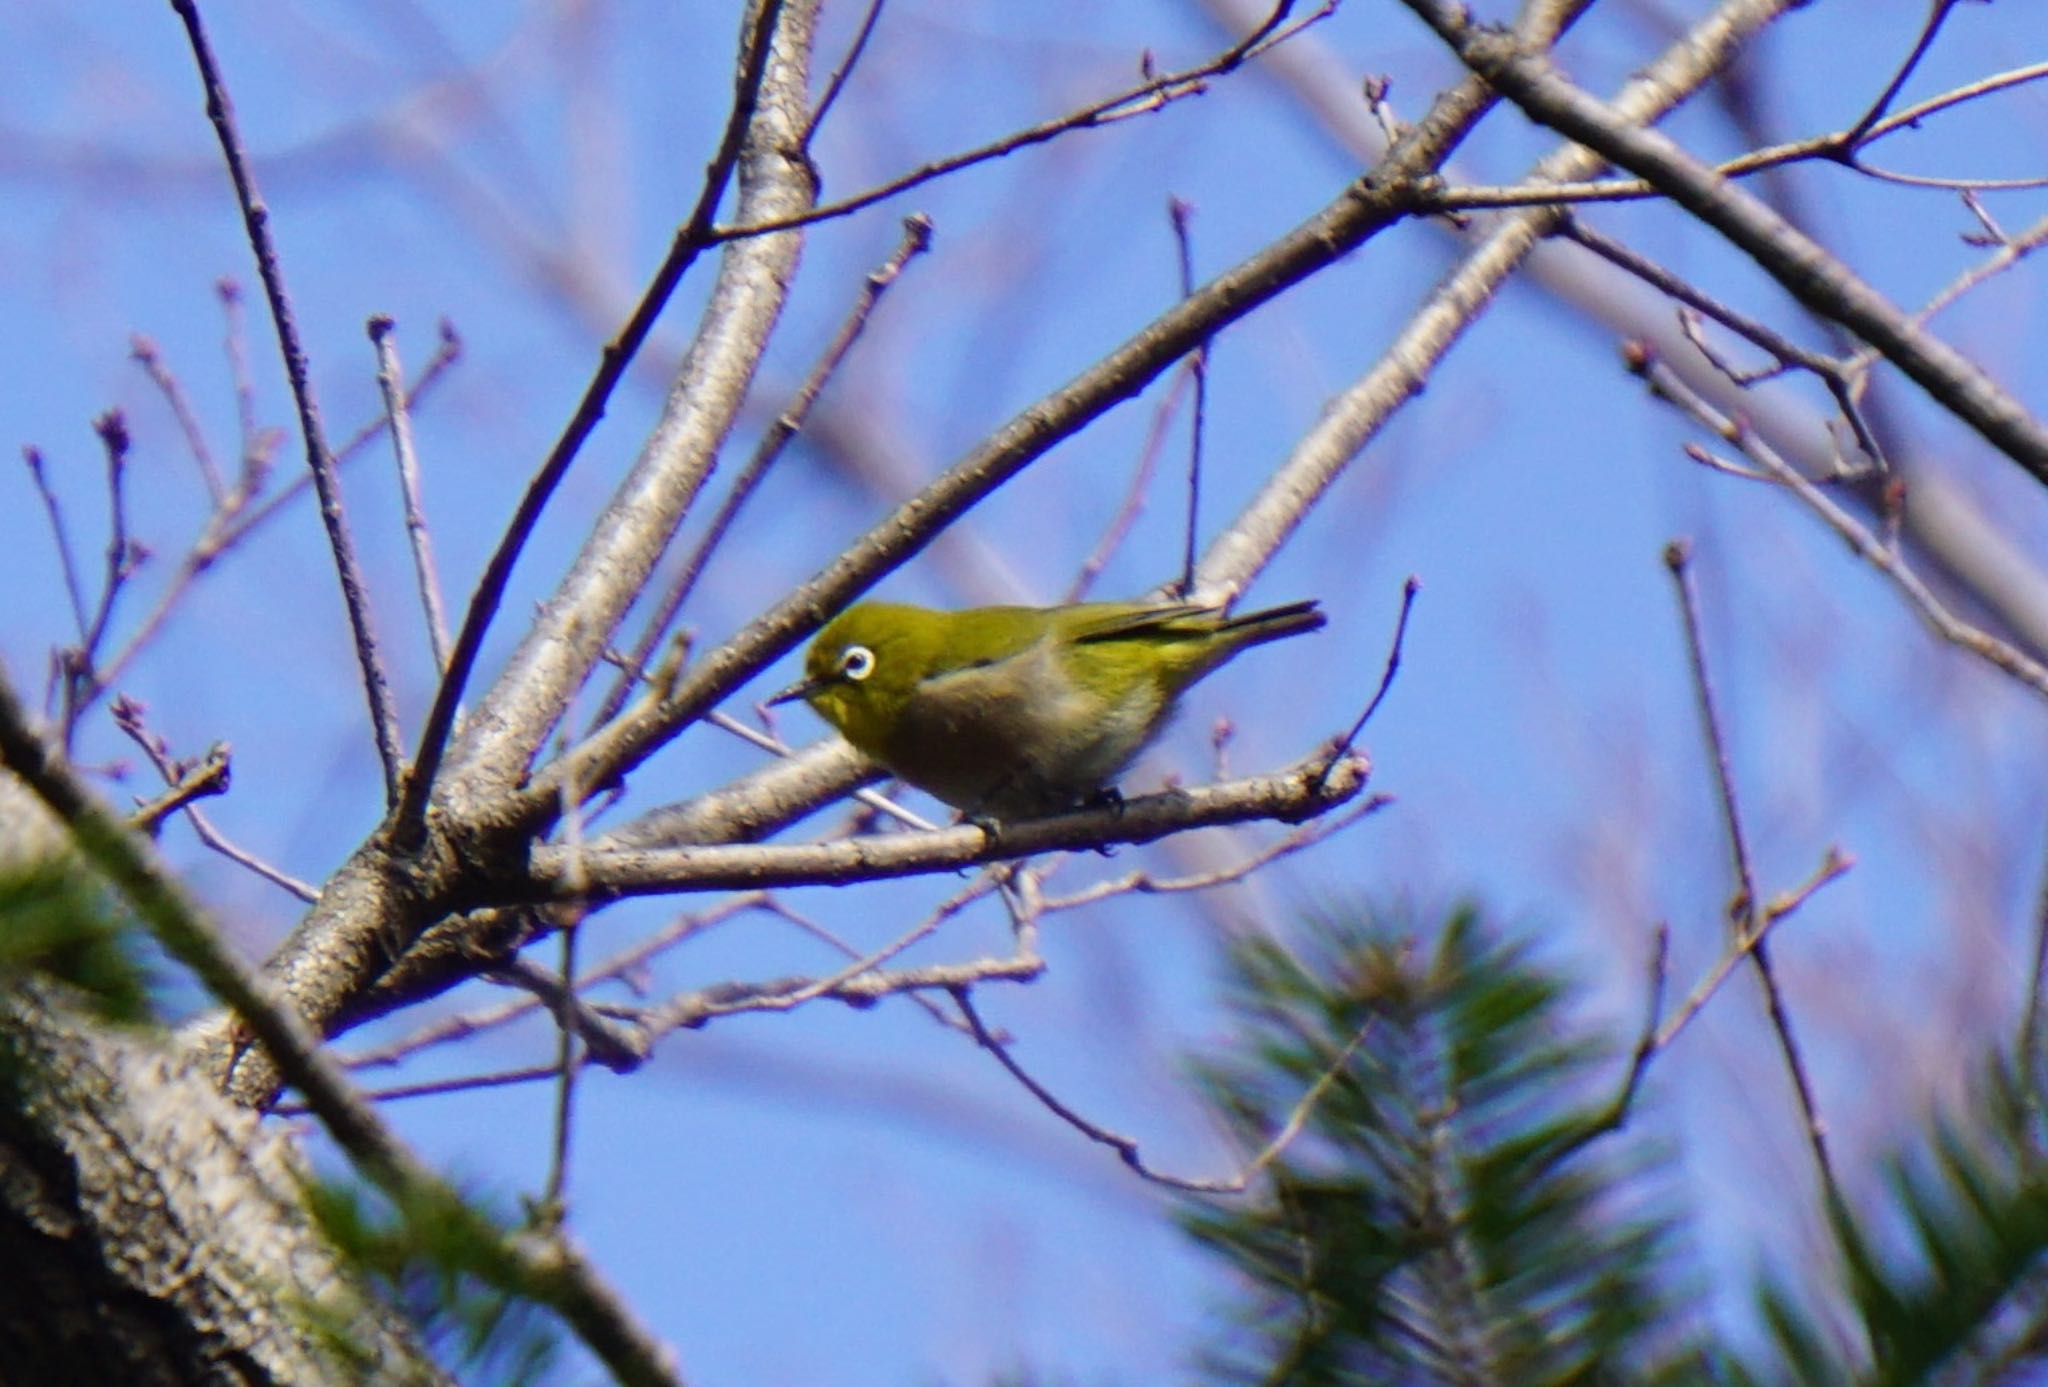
[[1084, 786, 1124, 856]]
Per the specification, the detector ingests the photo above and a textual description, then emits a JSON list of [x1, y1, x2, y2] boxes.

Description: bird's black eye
[[838, 645, 876, 682]]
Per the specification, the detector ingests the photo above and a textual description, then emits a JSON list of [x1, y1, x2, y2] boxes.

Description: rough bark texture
[[0, 986, 447, 1387], [0, 771, 445, 1386]]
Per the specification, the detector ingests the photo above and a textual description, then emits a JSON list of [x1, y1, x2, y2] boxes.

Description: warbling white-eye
[[767, 599, 1325, 820]]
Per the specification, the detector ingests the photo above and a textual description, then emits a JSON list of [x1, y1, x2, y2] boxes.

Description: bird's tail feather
[[1218, 599, 1326, 647]]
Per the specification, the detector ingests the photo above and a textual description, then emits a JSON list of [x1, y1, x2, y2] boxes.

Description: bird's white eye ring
[[839, 645, 876, 682]]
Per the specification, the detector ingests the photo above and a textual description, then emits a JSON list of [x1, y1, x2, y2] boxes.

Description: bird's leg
[[960, 807, 1005, 844], [1082, 785, 1124, 856]]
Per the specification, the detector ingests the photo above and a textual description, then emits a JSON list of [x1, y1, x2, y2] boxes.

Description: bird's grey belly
[[891, 658, 1166, 817]]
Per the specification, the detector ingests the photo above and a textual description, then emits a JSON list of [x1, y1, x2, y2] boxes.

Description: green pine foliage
[[0, 862, 155, 1027], [1733, 1061, 2048, 1386], [303, 1176, 565, 1386], [1180, 904, 2048, 1387], [1180, 905, 1688, 1386]]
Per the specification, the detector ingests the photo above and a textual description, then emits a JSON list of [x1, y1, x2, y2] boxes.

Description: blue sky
[[7, 1, 2048, 1381]]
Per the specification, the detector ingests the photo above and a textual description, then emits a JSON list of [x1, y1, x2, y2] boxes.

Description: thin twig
[[1569, 220, 1884, 465], [56, 400, 282, 735], [81, 414, 137, 678], [1431, 60, 2048, 213], [21, 447, 89, 640], [1064, 369, 1192, 604], [951, 986, 1375, 1192], [637, 867, 1028, 1033], [1846, 165, 2048, 194], [1319, 576, 1419, 785], [1664, 538, 1837, 1200], [712, 0, 1335, 245], [803, 0, 886, 148], [219, 321, 464, 553], [1169, 197, 1208, 597], [1603, 924, 1672, 1130], [1036, 792, 1389, 911], [1592, 844, 1851, 1146], [542, 761, 590, 1218], [1651, 847, 1852, 1059], [170, 0, 406, 803], [298, 1062, 581, 1109], [763, 895, 981, 1035], [370, 316, 453, 674], [60, 414, 144, 749], [1846, 213, 2048, 381], [452, 956, 650, 1072], [708, 710, 936, 831], [217, 280, 265, 495], [130, 333, 225, 504], [342, 896, 766, 1070], [1841, 0, 1964, 146], [126, 743, 231, 837], [1629, 349, 2048, 701], [110, 696, 319, 900]]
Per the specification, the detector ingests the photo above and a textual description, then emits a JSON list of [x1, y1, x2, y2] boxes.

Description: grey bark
[[0, 985, 447, 1387], [0, 774, 446, 1386]]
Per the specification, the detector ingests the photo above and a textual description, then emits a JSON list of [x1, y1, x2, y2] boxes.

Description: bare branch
[[1595, 845, 1849, 1139], [1168, 196, 1209, 597], [110, 696, 318, 900], [1431, 62, 2048, 212], [1193, 0, 1798, 605], [803, 0, 887, 148], [1322, 577, 1419, 782], [1664, 540, 1836, 1201], [712, 0, 1339, 245], [130, 332, 225, 504], [951, 986, 1376, 1193], [125, 741, 230, 838], [591, 213, 936, 729], [1401, 0, 2048, 486], [370, 316, 453, 674], [1630, 349, 2048, 702], [531, 753, 1372, 902], [1036, 792, 1388, 912], [1841, 0, 1968, 146], [1567, 219, 1886, 465], [1063, 368, 1192, 604], [169, 0, 406, 803], [399, 0, 809, 840], [21, 446, 89, 640]]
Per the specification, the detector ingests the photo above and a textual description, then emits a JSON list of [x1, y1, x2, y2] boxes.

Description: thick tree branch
[[1400, 0, 2048, 486], [1193, 0, 1804, 603], [526, 754, 1373, 900], [409, 0, 817, 828]]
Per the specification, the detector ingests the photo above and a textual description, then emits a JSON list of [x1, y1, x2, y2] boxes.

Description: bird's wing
[[911, 637, 1050, 704], [1066, 603, 1216, 645]]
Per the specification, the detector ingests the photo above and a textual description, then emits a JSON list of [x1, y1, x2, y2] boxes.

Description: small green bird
[[769, 598, 1325, 820]]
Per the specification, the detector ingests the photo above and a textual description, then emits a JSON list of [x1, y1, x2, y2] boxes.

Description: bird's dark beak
[[765, 675, 821, 707]]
